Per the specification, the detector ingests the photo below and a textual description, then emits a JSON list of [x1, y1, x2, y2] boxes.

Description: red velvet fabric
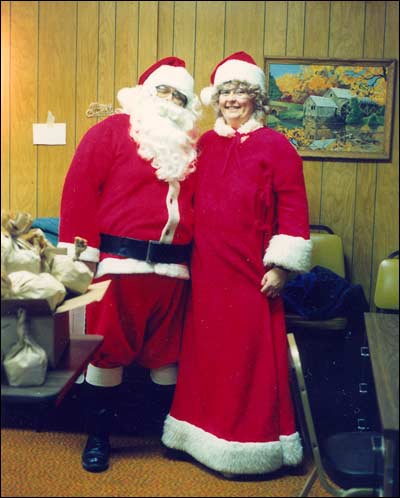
[[170, 126, 310, 444], [59, 114, 195, 250]]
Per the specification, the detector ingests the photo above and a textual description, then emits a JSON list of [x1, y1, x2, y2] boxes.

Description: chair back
[[310, 225, 346, 278], [285, 225, 348, 331], [374, 251, 399, 311]]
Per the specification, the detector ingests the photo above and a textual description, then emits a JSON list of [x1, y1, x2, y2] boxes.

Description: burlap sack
[[50, 254, 93, 295], [8, 271, 66, 311], [3, 236, 41, 274], [3, 308, 48, 387]]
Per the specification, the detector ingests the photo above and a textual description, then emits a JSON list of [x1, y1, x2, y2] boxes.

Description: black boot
[[147, 383, 176, 434], [81, 382, 119, 473]]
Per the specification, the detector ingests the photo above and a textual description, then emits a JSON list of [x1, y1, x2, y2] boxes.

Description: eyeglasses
[[219, 87, 250, 99], [155, 85, 188, 107]]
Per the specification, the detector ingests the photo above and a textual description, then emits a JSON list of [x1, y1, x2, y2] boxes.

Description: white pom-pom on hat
[[200, 86, 216, 106]]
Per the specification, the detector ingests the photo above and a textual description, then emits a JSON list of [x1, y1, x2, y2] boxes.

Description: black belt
[[100, 233, 191, 264]]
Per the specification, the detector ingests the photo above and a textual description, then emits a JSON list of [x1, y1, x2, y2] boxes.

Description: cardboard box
[[1, 280, 110, 369]]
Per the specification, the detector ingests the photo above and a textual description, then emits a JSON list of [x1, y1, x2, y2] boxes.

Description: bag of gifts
[[3, 308, 48, 386], [50, 254, 93, 294], [1, 266, 12, 299], [8, 271, 66, 311], [1, 211, 42, 274], [2, 234, 41, 274]]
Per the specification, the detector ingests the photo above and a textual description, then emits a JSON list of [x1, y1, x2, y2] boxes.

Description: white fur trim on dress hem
[[96, 257, 189, 279], [57, 242, 100, 262], [263, 234, 312, 273], [162, 415, 303, 474]]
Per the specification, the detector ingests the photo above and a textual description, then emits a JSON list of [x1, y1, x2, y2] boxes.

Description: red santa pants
[[85, 273, 188, 386]]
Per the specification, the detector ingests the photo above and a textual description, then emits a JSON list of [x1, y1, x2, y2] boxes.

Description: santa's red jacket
[[58, 113, 195, 280]]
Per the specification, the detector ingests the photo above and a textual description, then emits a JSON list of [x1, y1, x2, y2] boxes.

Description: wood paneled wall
[[1, 1, 399, 306]]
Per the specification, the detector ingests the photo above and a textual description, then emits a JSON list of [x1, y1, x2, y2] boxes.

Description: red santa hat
[[139, 56, 195, 105], [200, 51, 266, 105]]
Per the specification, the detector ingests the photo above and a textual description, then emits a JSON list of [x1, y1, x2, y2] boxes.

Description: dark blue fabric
[[283, 266, 369, 320], [31, 217, 60, 246], [283, 266, 380, 439]]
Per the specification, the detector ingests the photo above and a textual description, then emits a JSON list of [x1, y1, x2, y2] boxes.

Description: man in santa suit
[[58, 57, 201, 472], [162, 52, 312, 477]]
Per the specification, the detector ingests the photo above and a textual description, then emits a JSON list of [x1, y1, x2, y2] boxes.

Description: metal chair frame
[[288, 332, 382, 497]]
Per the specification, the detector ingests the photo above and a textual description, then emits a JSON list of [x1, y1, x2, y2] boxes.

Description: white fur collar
[[214, 116, 263, 137]]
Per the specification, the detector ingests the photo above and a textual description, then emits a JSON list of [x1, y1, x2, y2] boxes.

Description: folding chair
[[374, 250, 399, 312], [287, 332, 383, 497], [285, 225, 348, 331]]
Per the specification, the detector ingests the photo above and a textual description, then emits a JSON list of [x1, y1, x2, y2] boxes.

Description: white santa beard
[[118, 86, 197, 182]]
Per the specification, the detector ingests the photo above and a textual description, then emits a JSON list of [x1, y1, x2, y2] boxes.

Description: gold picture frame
[[264, 57, 397, 160]]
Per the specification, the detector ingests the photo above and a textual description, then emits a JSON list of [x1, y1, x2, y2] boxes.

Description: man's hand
[[260, 267, 289, 298]]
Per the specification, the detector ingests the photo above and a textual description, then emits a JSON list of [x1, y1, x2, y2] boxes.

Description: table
[[1, 335, 103, 429], [364, 312, 399, 498]]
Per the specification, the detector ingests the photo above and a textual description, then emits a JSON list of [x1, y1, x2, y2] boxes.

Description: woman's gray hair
[[210, 80, 270, 123]]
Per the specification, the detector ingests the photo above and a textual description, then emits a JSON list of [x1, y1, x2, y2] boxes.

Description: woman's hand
[[260, 267, 289, 298]]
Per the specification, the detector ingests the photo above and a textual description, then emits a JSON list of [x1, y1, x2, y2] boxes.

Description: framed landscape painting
[[264, 57, 396, 160]]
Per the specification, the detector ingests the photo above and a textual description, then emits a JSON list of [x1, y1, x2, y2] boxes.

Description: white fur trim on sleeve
[[263, 234, 312, 273]]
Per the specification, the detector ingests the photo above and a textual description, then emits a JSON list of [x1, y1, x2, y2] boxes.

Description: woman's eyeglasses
[[219, 87, 250, 99], [156, 85, 188, 107]]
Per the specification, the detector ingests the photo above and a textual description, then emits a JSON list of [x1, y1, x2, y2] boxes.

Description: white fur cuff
[[263, 234, 312, 273]]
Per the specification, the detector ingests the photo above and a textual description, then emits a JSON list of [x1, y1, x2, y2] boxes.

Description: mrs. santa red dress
[[162, 117, 312, 475]]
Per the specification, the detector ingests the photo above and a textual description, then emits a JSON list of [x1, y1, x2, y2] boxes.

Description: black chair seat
[[288, 333, 383, 496], [322, 431, 384, 490]]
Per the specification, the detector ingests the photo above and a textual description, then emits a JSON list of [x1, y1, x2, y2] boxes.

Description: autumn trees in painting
[[265, 59, 395, 159]]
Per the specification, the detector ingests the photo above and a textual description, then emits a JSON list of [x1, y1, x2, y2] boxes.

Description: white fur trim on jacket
[[58, 246, 189, 280], [96, 257, 189, 280], [214, 116, 263, 137], [263, 234, 312, 273], [162, 415, 303, 474]]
